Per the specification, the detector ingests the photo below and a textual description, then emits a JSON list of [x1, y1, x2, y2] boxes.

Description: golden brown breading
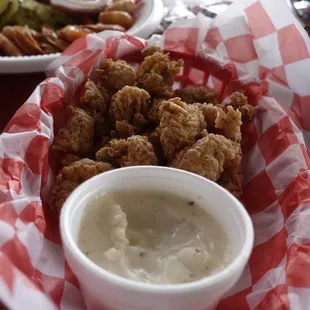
[[97, 59, 136, 92], [109, 86, 151, 136], [199, 103, 242, 142], [219, 151, 243, 198], [200, 103, 223, 131], [147, 98, 166, 124], [215, 106, 242, 142], [226, 92, 255, 121], [50, 159, 113, 212], [158, 98, 206, 161], [59, 159, 112, 182], [141, 45, 163, 57], [172, 134, 240, 182], [175, 85, 218, 105], [51, 106, 95, 156], [81, 80, 110, 114], [80, 81, 112, 139], [137, 52, 183, 98], [51, 178, 78, 213], [96, 135, 158, 167]]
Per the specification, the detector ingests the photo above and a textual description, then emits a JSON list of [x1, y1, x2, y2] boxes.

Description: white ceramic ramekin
[[60, 166, 254, 310]]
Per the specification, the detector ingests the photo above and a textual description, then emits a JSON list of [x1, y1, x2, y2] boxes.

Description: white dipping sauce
[[78, 190, 231, 284]]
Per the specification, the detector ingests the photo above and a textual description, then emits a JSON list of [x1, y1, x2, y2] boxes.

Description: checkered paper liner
[[1, 0, 310, 309]]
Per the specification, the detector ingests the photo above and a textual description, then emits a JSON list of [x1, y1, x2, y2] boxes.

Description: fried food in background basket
[[50, 47, 255, 213], [0, 0, 140, 56], [0, 0, 72, 31]]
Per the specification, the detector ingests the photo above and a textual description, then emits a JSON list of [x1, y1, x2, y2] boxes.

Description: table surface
[[0, 74, 45, 132]]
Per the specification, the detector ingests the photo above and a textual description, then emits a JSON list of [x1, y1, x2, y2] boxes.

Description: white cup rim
[[60, 166, 254, 294]]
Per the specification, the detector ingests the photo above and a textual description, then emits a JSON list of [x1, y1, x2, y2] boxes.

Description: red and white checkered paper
[[1, 0, 310, 309]]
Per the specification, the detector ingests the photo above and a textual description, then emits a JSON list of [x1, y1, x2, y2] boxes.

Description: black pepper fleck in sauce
[[139, 251, 146, 258], [195, 248, 200, 253], [188, 201, 195, 206]]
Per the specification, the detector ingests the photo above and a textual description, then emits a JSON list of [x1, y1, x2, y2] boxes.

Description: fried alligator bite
[[175, 85, 218, 105], [159, 98, 206, 162], [49, 45, 253, 210], [97, 59, 136, 93], [214, 106, 242, 143], [51, 105, 95, 156], [81, 80, 110, 114], [137, 52, 183, 98], [173, 134, 240, 184], [96, 135, 158, 167], [225, 92, 255, 121], [109, 86, 151, 137], [50, 159, 113, 213]]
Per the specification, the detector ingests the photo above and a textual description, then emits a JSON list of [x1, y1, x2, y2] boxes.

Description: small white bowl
[[60, 166, 254, 310]]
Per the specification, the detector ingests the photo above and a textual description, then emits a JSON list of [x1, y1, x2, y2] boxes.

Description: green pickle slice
[[0, 0, 19, 29]]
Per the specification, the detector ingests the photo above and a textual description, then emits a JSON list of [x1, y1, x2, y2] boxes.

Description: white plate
[[0, 0, 164, 74]]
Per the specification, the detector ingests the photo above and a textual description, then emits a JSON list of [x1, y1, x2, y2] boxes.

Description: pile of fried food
[[0, 0, 138, 56], [50, 46, 255, 213]]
